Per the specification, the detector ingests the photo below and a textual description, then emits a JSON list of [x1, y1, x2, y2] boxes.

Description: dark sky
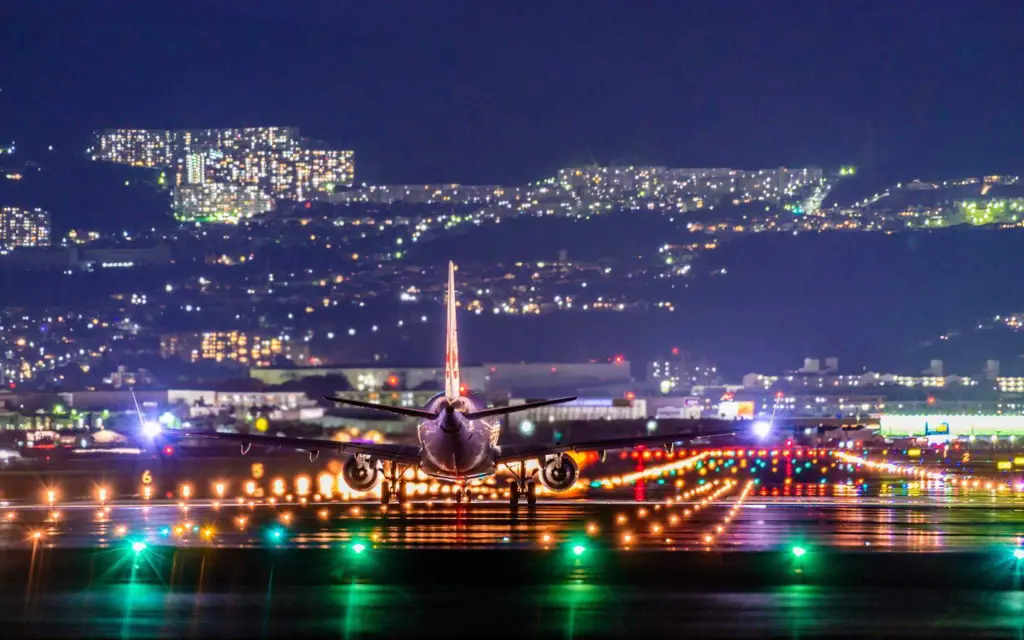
[[2, 0, 1022, 184]]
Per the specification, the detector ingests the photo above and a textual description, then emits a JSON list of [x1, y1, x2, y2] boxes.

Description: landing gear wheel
[[526, 480, 537, 506], [381, 480, 391, 506], [396, 481, 406, 505], [453, 488, 463, 503], [509, 481, 520, 505]]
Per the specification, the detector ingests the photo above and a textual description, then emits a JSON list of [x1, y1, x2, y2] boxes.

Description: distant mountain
[[910, 322, 1024, 378], [401, 223, 1024, 377], [406, 210, 695, 264], [824, 174, 1024, 210]]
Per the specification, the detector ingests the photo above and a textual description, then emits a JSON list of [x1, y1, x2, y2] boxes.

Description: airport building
[[249, 360, 632, 396], [878, 414, 1024, 438]]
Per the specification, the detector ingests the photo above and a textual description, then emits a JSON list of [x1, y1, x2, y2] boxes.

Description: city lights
[[92, 127, 354, 224], [0, 206, 50, 249]]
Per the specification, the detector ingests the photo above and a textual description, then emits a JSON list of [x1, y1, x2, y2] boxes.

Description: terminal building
[[249, 360, 633, 396]]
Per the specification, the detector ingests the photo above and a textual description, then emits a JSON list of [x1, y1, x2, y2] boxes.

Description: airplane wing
[[169, 430, 422, 464], [324, 396, 437, 419], [495, 420, 749, 463], [463, 397, 578, 421]]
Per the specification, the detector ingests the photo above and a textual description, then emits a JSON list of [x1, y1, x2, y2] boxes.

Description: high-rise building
[[184, 153, 206, 185], [161, 330, 308, 367], [0, 207, 51, 250], [90, 127, 354, 223], [172, 183, 276, 223]]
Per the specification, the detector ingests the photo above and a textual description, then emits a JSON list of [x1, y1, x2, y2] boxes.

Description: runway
[[4, 451, 1024, 637], [5, 490, 1024, 552]]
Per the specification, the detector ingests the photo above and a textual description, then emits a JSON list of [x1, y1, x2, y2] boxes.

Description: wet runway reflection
[[10, 581, 1024, 638]]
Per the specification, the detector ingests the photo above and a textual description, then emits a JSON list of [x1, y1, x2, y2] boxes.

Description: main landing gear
[[380, 463, 408, 506], [507, 461, 537, 507]]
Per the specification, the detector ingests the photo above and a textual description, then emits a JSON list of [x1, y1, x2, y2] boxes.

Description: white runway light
[[753, 421, 772, 439]]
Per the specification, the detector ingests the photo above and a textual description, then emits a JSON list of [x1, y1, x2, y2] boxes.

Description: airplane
[[176, 261, 758, 506]]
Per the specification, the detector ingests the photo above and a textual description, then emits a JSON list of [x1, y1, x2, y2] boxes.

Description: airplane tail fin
[[444, 261, 461, 399], [463, 397, 577, 421]]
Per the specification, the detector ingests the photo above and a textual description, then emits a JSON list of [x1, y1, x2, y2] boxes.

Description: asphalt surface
[[3, 453, 1024, 637], [4, 490, 1024, 552]]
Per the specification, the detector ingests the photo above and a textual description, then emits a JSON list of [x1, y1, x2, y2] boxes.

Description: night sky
[[3, 0, 1023, 184]]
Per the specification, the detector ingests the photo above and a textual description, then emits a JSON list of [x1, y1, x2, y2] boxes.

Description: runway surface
[[5, 490, 1024, 552], [3, 450, 1024, 637]]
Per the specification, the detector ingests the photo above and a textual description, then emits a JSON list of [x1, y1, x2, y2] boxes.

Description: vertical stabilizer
[[444, 261, 461, 399]]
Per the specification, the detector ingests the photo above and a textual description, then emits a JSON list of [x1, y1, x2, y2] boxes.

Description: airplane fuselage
[[416, 393, 500, 480]]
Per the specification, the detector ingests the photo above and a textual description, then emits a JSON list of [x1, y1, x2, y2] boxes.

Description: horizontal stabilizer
[[324, 396, 438, 419], [463, 396, 577, 421]]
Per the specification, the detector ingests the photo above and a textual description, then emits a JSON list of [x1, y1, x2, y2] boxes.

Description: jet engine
[[538, 453, 579, 492], [342, 455, 381, 492]]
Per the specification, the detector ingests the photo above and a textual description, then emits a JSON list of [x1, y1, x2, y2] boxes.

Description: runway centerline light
[[131, 541, 147, 554], [572, 544, 586, 556], [792, 546, 807, 558], [351, 543, 366, 554]]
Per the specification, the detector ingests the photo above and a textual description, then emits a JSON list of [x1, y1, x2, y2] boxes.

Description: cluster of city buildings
[[0, 206, 50, 251], [90, 127, 354, 223], [331, 165, 827, 216], [160, 331, 311, 368], [818, 175, 1024, 232]]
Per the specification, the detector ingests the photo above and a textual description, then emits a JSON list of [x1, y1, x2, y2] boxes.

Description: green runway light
[[792, 546, 807, 558], [131, 541, 147, 554], [572, 544, 586, 556], [351, 543, 366, 554], [1013, 548, 1024, 560], [268, 527, 285, 543]]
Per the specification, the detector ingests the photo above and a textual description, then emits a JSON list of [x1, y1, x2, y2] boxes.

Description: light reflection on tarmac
[[5, 479, 1024, 636], [3, 489, 1024, 551], [12, 585, 1024, 639]]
